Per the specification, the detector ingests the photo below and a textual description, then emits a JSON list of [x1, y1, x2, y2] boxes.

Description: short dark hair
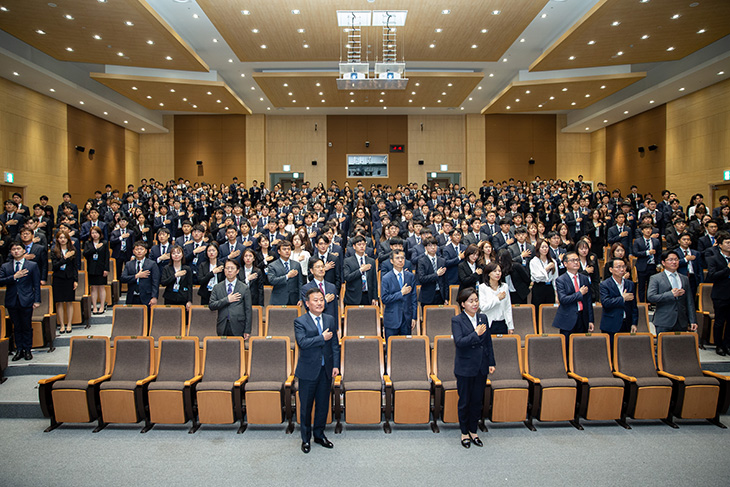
[[305, 287, 324, 301], [661, 249, 680, 262], [456, 287, 477, 308], [716, 231, 730, 245], [224, 258, 240, 269], [278, 239, 292, 250]]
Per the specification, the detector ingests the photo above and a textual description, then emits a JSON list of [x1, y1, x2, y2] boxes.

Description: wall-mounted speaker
[[418, 160, 424, 165], [312, 160, 317, 166]]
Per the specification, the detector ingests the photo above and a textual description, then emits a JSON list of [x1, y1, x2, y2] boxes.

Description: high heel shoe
[[460, 437, 471, 449], [469, 434, 483, 447]]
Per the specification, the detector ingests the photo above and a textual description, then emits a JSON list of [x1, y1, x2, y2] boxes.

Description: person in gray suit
[[267, 239, 303, 306], [647, 249, 697, 335], [208, 259, 252, 339]]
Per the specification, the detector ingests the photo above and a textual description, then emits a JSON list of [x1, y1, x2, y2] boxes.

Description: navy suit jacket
[[632, 237, 661, 272], [417, 254, 447, 305], [294, 313, 340, 381], [677, 248, 703, 282], [440, 243, 465, 286], [491, 232, 514, 252], [80, 220, 108, 242], [452, 312, 495, 377], [342, 254, 378, 305], [381, 270, 418, 329], [607, 225, 632, 251], [0, 259, 41, 307], [219, 240, 245, 261], [552, 272, 594, 331], [120, 258, 160, 305], [599, 278, 639, 333], [301, 279, 339, 324]]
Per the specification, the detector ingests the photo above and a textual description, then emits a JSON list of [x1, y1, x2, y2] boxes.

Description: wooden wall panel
[[485, 114, 556, 183], [266, 115, 327, 187], [407, 115, 465, 186], [125, 129, 140, 189], [139, 115, 175, 186], [590, 128, 607, 185], [326, 116, 408, 188], [605, 106, 666, 198], [174, 115, 246, 185], [555, 114, 592, 182], [466, 114, 486, 192], [67, 106, 126, 200], [666, 78, 730, 206], [246, 114, 266, 186], [0, 77, 68, 207]]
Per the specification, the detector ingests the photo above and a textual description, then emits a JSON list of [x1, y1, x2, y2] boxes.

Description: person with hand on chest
[[159, 245, 193, 311], [208, 258, 252, 339], [599, 258, 639, 349]]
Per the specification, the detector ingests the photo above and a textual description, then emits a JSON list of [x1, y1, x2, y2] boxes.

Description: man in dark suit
[[508, 226, 534, 267], [219, 225, 245, 262], [599, 258, 639, 348], [463, 218, 485, 247], [267, 240, 303, 306], [565, 200, 585, 240], [632, 223, 661, 303], [120, 241, 160, 307], [417, 237, 447, 307], [547, 232, 567, 276], [301, 258, 339, 324], [79, 208, 108, 242], [676, 232, 703, 300], [491, 218, 514, 252], [381, 250, 418, 340], [0, 199, 25, 239], [294, 288, 340, 453], [56, 192, 78, 220], [184, 225, 209, 284], [312, 235, 341, 290], [607, 212, 632, 251], [552, 251, 595, 343], [328, 200, 350, 236], [440, 230, 465, 287], [149, 228, 173, 272], [208, 259, 252, 339], [342, 235, 378, 306], [110, 216, 135, 280], [0, 242, 41, 361], [18, 227, 48, 284], [706, 233, 730, 355], [697, 219, 719, 269], [647, 250, 697, 336]]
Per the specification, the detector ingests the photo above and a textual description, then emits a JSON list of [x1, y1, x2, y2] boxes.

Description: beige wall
[[590, 128, 607, 185], [246, 114, 266, 186], [407, 115, 466, 186], [666, 78, 730, 207], [555, 114, 592, 182], [139, 115, 175, 185], [0, 77, 68, 207], [266, 115, 327, 187], [125, 130, 140, 188], [465, 114, 486, 192]]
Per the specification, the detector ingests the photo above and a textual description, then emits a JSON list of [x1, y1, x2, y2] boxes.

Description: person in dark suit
[[342, 235, 378, 306], [183, 224, 208, 284], [706, 233, 730, 355], [647, 250, 697, 336], [79, 208, 108, 242], [599, 258, 639, 349], [1, 200, 26, 240], [51, 230, 79, 334], [491, 219, 514, 252], [239, 248, 264, 306], [208, 258, 252, 339], [159, 245, 193, 310], [452, 287, 495, 448], [149, 228, 173, 273], [676, 232, 703, 300], [197, 243, 224, 306], [110, 216, 135, 280], [294, 288, 340, 453], [457, 244, 484, 295], [57, 192, 79, 220], [632, 223, 661, 302], [440, 230, 465, 287], [82, 225, 110, 314], [697, 219, 719, 269], [17, 227, 48, 284], [312, 235, 341, 290], [417, 237, 447, 307], [547, 231, 568, 276], [381, 250, 418, 340], [267, 240, 303, 306], [301, 257, 339, 325], [0, 241, 41, 361], [552, 251, 595, 343], [508, 226, 534, 268], [497, 249, 530, 305], [219, 225, 245, 262], [120, 241, 160, 307], [607, 212, 632, 251]]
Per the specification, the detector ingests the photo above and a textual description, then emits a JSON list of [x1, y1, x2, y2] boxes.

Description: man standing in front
[[120, 241, 160, 307], [647, 250, 697, 336], [552, 251, 594, 343], [295, 288, 340, 454], [381, 250, 418, 340], [208, 259, 252, 339], [267, 240, 303, 306], [0, 242, 41, 361], [599, 258, 638, 349]]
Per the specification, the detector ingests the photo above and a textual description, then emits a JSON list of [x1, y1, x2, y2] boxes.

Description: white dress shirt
[[477, 282, 514, 330]]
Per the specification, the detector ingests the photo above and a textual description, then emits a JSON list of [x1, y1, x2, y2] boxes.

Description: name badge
[[60, 264, 66, 271], [173, 283, 180, 292], [93, 253, 99, 261], [207, 280, 215, 291]]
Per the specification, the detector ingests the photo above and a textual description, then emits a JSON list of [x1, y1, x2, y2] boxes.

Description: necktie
[[315, 316, 325, 366], [397, 272, 403, 288], [26, 244, 31, 253], [573, 274, 583, 311], [15, 261, 20, 273], [284, 261, 290, 273], [360, 256, 368, 292], [161, 245, 167, 255], [685, 249, 694, 274], [646, 239, 654, 264], [228, 282, 233, 295], [711, 236, 716, 245], [136, 260, 141, 285], [318, 282, 325, 295]]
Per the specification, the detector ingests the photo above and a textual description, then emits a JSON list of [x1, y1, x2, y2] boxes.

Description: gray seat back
[[539, 305, 559, 334], [203, 338, 243, 382], [423, 306, 457, 343], [388, 337, 429, 382], [111, 306, 147, 341], [150, 306, 185, 343], [32, 287, 52, 321], [490, 336, 523, 381], [636, 304, 650, 333], [511, 305, 536, 340], [187, 306, 218, 345], [615, 334, 659, 378], [65, 338, 108, 381], [156, 338, 197, 382], [110, 338, 152, 381], [251, 306, 263, 337], [571, 334, 613, 378], [248, 337, 289, 383], [659, 333, 703, 378], [265, 307, 299, 346], [342, 337, 383, 383], [344, 306, 379, 337], [433, 336, 456, 383], [526, 335, 567, 379]]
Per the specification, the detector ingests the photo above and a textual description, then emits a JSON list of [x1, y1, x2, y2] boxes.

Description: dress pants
[[8, 306, 33, 352], [560, 310, 588, 352], [712, 302, 730, 351], [384, 319, 412, 341], [489, 319, 509, 335], [636, 268, 657, 303], [298, 365, 331, 442], [456, 372, 487, 435]]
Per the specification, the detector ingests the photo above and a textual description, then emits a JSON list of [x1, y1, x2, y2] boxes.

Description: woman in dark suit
[[457, 244, 483, 295], [452, 287, 495, 449], [240, 248, 265, 306], [497, 249, 530, 305], [197, 242, 224, 306], [51, 230, 78, 334], [576, 239, 600, 302], [82, 225, 109, 314], [160, 244, 193, 310]]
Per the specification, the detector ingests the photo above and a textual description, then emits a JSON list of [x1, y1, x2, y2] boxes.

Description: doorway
[[426, 172, 460, 191], [710, 182, 730, 212], [270, 173, 304, 192], [0, 185, 25, 205]]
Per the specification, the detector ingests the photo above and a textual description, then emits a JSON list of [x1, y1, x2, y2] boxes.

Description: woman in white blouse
[[290, 233, 311, 279], [529, 238, 558, 309], [478, 262, 513, 335]]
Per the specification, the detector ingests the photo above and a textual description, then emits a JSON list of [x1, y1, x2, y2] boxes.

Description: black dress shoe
[[301, 442, 311, 454], [716, 347, 727, 356], [314, 436, 334, 448], [24, 350, 32, 361], [460, 438, 471, 449], [470, 435, 483, 447], [12, 350, 23, 361]]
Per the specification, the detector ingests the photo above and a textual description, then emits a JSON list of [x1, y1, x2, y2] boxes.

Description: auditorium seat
[[511, 304, 537, 340], [250, 305, 263, 338], [32, 286, 56, 351], [241, 336, 293, 432], [264, 306, 301, 362], [187, 306, 218, 364], [106, 257, 119, 305], [592, 303, 603, 329], [97, 336, 155, 431], [69, 270, 91, 328], [385, 335, 437, 432], [334, 336, 386, 433], [538, 304, 559, 334], [612, 333, 674, 426], [636, 303, 651, 334], [449, 285, 459, 306], [0, 305, 8, 384], [568, 334, 628, 428], [143, 336, 201, 433], [191, 286, 201, 306], [343, 305, 381, 337], [263, 285, 272, 309], [192, 336, 246, 433], [485, 335, 529, 428], [430, 335, 458, 425], [523, 334, 581, 429], [110, 305, 148, 342], [149, 305, 186, 345], [698, 283, 714, 346], [422, 305, 458, 347], [657, 332, 730, 428], [38, 336, 111, 431]]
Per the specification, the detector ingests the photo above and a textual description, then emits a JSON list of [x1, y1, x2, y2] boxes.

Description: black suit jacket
[[294, 313, 340, 381], [342, 254, 377, 305], [707, 247, 730, 305], [451, 312, 495, 377], [0, 259, 41, 307]]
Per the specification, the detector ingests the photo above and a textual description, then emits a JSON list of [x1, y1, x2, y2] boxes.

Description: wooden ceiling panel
[[0, 0, 208, 72], [198, 0, 548, 63], [253, 72, 482, 108], [481, 72, 646, 114], [90, 73, 251, 114], [530, 0, 730, 72]]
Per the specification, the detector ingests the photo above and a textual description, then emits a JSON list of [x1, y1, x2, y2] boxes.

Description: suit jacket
[[301, 279, 339, 324], [149, 243, 173, 272], [647, 271, 696, 328], [457, 260, 483, 294], [312, 251, 342, 290], [491, 231, 514, 252], [15, 242, 48, 282], [508, 242, 534, 267], [198, 259, 225, 301], [267, 258, 303, 305], [183, 240, 209, 272], [632, 237, 661, 273], [238, 265, 265, 306], [599, 278, 639, 333], [82, 241, 108, 278], [120, 258, 160, 305], [607, 225, 632, 252], [381, 270, 418, 329], [208, 279, 252, 336], [677, 248, 703, 283], [440, 242, 465, 286], [0, 212, 26, 238], [342, 254, 378, 305], [463, 232, 485, 247], [451, 312, 495, 377], [294, 313, 340, 381], [0, 259, 41, 307], [219, 240, 245, 262], [417, 254, 447, 305], [552, 272, 595, 331], [565, 211, 585, 240], [697, 235, 716, 269], [80, 220, 108, 242], [706, 248, 730, 305], [160, 265, 193, 305]]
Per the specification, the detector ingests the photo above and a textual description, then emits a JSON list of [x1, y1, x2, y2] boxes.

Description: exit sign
[[3, 172, 13, 183], [724, 170, 730, 181]]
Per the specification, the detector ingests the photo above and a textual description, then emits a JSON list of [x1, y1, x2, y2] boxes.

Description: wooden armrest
[[383, 375, 392, 387], [184, 375, 203, 387], [613, 371, 637, 382], [88, 374, 112, 386], [334, 375, 342, 387], [658, 370, 685, 381], [38, 374, 66, 385], [703, 370, 730, 382], [233, 375, 247, 387], [522, 372, 540, 384], [136, 374, 157, 386], [284, 374, 295, 387], [429, 374, 441, 387], [567, 372, 588, 383]]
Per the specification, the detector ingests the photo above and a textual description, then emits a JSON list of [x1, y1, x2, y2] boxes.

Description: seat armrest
[[38, 374, 66, 385], [136, 374, 157, 386], [703, 370, 730, 382], [285, 374, 295, 388], [613, 371, 637, 382], [88, 374, 112, 386], [568, 372, 588, 383], [429, 374, 441, 387], [658, 370, 685, 381], [522, 372, 540, 384], [383, 374, 392, 387], [184, 374, 203, 387], [234, 375, 247, 387], [334, 375, 342, 387]]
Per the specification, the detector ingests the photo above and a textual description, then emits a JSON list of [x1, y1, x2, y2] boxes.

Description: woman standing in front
[[83, 226, 109, 314], [452, 287, 495, 449], [160, 245, 193, 311], [478, 262, 514, 335], [52, 230, 78, 334]]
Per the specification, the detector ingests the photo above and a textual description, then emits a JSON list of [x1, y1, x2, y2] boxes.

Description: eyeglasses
[[565, 258, 580, 263]]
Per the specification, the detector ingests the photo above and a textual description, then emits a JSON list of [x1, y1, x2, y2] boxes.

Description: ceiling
[[0, 0, 728, 134]]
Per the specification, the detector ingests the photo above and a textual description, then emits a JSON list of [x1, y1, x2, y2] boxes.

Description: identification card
[[173, 283, 180, 292], [93, 253, 99, 261]]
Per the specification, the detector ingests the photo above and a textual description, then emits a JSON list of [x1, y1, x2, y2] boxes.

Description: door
[[0, 185, 25, 205], [710, 183, 730, 212], [270, 173, 304, 192]]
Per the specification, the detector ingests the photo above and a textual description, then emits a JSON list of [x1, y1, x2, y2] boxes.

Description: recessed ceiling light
[[525, 90, 531, 94], [298, 28, 305, 33], [159, 103, 164, 107], [64, 14, 74, 20], [0, 6, 8, 11], [216, 100, 221, 103], [481, 29, 488, 33], [502, 58, 508, 62], [241, 10, 250, 15], [380, 91, 385, 95], [49, 88, 55, 92], [321, 99, 325, 103], [170, 89, 175, 93], [131, 86, 138, 90], [571, 102, 576, 106], [624, 110, 629, 114], [697, 28, 706, 34], [213, 38, 218, 43], [241, 73, 245, 77], [671, 14, 681, 19], [442, 92, 446, 96], [515, 98, 520, 102], [291, 9, 300, 15], [379, 99, 384, 103], [641, 34, 650, 39], [182, 98, 187, 101], [585, 127, 590, 131], [541, 13, 547, 19], [422, 107, 425, 110], [611, 21, 620, 26], [228, 58, 233, 63], [124, 121, 129, 125], [146, 95, 152, 99], [603, 119, 608, 123], [429, 43, 435, 48], [207, 91, 212, 95], [492, 10, 500, 15], [383, 106, 387, 110], [65, 47, 74, 52], [506, 106, 511, 109], [267, 107, 271, 111], [489, 73, 494, 77], [93, 34, 101, 40], [435, 28, 443, 33], [469, 97, 472, 101], [125, 21, 134, 26], [259, 97, 264, 101], [437, 100, 442, 103], [562, 88, 568, 92], [117, 52, 124, 56], [79, 101, 84, 105], [617, 51, 623, 56], [288, 92, 293, 96], [103, 111, 108, 115], [415, 83, 420, 87], [587, 40, 595, 45], [600, 85, 606, 89], [471, 44, 478, 49], [12, 71, 18, 76], [679, 87, 685, 91], [667, 46, 675, 51], [192, 13, 198, 19], [350, 99, 354, 103], [585, 94, 590, 98], [345, 107, 348, 110], [192, 105, 197, 108], [36, 29, 46, 35], [408, 99, 413, 103], [260, 44, 266, 49], [250, 87, 255, 90], [319, 92, 324, 96], [252, 29, 259, 33], [292, 100, 296, 103], [447, 83, 453, 87], [538, 104, 543, 108], [166, 56, 173, 60], [477, 86, 482, 90], [460, 107, 464, 110], [283, 83, 288, 87], [147, 40, 154, 45], [549, 96, 555, 100], [569, 56, 575, 60], [649, 100, 655, 104], [305, 107, 310, 110], [718, 71, 725, 75], [442, 9, 450, 15], [640, 0, 650, 3], [141, 128, 145, 131]]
